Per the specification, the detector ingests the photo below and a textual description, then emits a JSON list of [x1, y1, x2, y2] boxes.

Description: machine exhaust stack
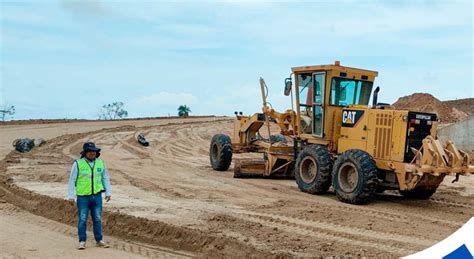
[[372, 86, 380, 107]]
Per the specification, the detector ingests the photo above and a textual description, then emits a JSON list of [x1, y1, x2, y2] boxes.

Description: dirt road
[[0, 202, 190, 258], [1, 117, 473, 257], [0, 117, 219, 258]]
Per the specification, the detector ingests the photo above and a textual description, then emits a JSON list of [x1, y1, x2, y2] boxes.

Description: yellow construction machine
[[209, 61, 473, 204]]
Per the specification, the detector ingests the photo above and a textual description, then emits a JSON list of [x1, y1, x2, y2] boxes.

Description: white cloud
[[132, 91, 198, 105], [128, 91, 198, 117], [59, 0, 108, 18], [230, 1, 472, 56], [193, 81, 294, 117], [159, 23, 217, 35], [1, 1, 472, 119]]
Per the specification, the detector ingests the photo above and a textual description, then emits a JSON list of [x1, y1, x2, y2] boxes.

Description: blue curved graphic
[[443, 244, 472, 259], [405, 217, 473, 259]]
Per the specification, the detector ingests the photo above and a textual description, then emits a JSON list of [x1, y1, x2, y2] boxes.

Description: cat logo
[[342, 111, 356, 124], [342, 110, 364, 128]]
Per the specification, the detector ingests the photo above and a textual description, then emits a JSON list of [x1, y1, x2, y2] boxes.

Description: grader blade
[[233, 159, 266, 178]]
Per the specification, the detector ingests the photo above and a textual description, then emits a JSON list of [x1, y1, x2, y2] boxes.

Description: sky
[[0, 0, 472, 120]]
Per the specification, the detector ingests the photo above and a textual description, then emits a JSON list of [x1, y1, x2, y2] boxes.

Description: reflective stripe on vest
[[75, 158, 105, 196]]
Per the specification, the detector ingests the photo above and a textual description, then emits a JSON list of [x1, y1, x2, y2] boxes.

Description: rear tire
[[295, 145, 333, 194], [399, 188, 436, 200], [332, 149, 378, 204], [210, 134, 232, 171]]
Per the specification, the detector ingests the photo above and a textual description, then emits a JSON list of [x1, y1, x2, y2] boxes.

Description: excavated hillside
[[443, 98, 474, 116], [392, 93, 468, 123]]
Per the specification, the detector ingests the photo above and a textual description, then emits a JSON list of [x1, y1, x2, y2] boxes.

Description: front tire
[[210, 134, 233, 171], [295, 145, 333, 194], [332, 149, 378, 204]]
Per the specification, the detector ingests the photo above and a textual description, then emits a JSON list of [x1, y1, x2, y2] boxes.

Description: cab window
[[297, 73, 313, 134], [298, 73, 312, 106], [330, 77, 373, 106]]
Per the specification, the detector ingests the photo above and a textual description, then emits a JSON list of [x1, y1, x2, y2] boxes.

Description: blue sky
[[0, 0, 472, 120]]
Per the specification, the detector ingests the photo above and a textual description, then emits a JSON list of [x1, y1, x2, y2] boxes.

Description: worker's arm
[[67, 161, 78, 200], [102, 162, 112, 200]]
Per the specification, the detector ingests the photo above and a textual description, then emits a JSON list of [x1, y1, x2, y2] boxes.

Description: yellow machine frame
[[212, 61, 472, 204]]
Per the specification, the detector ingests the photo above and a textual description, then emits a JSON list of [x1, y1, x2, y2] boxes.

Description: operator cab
[[289, 61, 378, 146]]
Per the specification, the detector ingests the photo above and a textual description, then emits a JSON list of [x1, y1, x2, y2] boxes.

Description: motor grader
[[209, 61, 473, 204]]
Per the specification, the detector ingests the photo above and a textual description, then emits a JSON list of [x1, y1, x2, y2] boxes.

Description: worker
[[67, 142, 112, 250]]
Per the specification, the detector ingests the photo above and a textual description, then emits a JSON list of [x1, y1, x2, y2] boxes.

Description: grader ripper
[[209, 61, 473, 204]]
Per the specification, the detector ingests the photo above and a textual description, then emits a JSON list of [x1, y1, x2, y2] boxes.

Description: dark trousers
[[76, 193, 103, 242]]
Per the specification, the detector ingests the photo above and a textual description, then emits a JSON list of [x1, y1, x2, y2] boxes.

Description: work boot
[[78, 241, 86, 250], [96, 240, 110, 248]]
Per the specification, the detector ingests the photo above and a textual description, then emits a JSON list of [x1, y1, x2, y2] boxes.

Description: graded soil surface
[[1, 117, 473, 257]]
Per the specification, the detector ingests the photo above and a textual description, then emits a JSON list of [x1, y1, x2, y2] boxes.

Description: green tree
[[99, 102, 128, 120], [177, 105, 191, 117]]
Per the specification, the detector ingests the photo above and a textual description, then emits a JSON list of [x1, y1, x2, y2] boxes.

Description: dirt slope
[[443, 98, 474, 116], [0, 202, 189, 258], [393, 93, 468, 123], [0, 117, 225, 258], [1, 118, 473, 257]]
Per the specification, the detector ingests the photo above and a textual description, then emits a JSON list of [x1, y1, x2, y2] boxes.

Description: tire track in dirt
[[429, 198, 473, 209], [311, 199, 463, 229], [259, 198, 436, 228], [228, 212, 413, 255], [203, 155, 467, 235], [3, 117, 471, 257], [0, 168, 272, 258], [1, 119, 276, 258], [116, 139, 150, 160], [14, 117, 474, 231], [111, 168, 187, 198], [136, 121, 226, 169], [61, 120, 230, 163], [247, 182, 465, 229], [241, 211, 434, 246], [0, 203, 192, 258]]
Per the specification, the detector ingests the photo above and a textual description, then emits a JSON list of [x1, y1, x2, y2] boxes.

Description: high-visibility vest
[[75, 158, 105, 196]]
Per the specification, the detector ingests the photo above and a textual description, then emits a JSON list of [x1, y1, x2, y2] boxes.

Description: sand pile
[[393, 93, 468, 123], [443, 98, 474, 116]]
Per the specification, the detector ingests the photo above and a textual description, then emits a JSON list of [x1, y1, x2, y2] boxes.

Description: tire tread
[[332, 149, 378, 204], [210, 134, 232, 171], [295, 145, 334, 194]]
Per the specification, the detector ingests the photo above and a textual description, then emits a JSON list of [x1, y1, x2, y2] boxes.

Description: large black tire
[[399, 188, 436, 200], [295, 145, 333, 194], [332, 149, 378, 204], [210, 134, 233, 171]]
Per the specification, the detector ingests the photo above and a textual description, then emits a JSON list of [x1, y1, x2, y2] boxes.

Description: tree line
[[99, 102, 192, 120], [0, 103, 191, 121]]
